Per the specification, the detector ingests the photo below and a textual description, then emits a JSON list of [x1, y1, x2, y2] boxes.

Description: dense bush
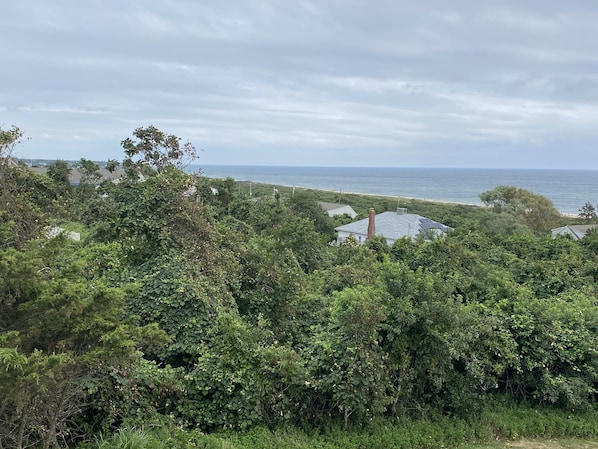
[[2, 127, 598, 448]]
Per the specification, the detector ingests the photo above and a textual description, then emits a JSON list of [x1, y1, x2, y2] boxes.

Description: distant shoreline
[[240, 179, 579, 219], [23, 162, 582, 219], [288, 183, 481, 207], [201, 166, 591, 216]]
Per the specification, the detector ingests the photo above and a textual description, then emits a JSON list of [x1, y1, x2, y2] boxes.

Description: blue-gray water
[[196, 165, 598, 215]]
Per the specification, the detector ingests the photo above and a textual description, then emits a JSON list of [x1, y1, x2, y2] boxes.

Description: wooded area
[[1, 126, 598, 449]]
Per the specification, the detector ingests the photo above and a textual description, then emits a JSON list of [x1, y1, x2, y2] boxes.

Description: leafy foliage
[[480, 185, 560, 235], [3, 126, 598, 448], [578, 201, 598, 221], [121, 125, 197, 175], [307, 286, 389, 428]]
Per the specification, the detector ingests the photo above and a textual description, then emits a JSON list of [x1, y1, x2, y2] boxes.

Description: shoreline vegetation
[[25, 161, 580, 216], [234, 179, 579, 222], [196, 164, 593, 215]]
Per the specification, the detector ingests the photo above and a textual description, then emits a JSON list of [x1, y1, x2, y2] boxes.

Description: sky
[[2, 1, 598, 169]]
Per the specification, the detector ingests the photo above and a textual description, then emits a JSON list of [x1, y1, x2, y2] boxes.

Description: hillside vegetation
[[1, 126, 597, 449]]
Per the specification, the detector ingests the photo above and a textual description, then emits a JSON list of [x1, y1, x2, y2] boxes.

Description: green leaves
[[501, 291, 598, 408], [308, 286, 389, 427], [0, 234, 168, 447], [0, 125, 23, 163], [126, 251, 231, 365], [121, 125, 197, 175], [4, 128, 598, 439], [185, 312, 307, 430], [480, 185, 560, 235]]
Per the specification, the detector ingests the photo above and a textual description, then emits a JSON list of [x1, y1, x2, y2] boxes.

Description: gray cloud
[[2, 0, 598, 168]]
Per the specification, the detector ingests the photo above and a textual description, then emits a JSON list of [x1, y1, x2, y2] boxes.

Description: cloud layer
[[2, 1, 598, 168]]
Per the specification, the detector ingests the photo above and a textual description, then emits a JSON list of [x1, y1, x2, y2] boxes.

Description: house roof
[[552, 224, 598, 239], [30, 166, 124, 184], [45, 226, 81, 242], [318, 201, 357, 218], [319, 201, 349, 212], [335, 210, 451, 241]]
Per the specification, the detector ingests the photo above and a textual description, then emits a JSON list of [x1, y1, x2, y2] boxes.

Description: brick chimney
[[367, 208, 375, 239]]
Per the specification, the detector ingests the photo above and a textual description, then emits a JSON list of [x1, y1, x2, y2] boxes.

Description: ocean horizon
[[196, 165, 598, 215]]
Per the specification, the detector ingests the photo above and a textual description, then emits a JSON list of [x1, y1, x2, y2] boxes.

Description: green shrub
[[94, 428, 165, 449]]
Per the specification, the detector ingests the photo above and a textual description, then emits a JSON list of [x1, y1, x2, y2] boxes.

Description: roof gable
[[335, 211, 450, 241], [552, 224, 598, 239], [318, 201, 357, 218], [319, 201, 347, 211]]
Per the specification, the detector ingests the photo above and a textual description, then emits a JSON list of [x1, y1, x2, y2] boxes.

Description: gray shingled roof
[[335, 211, 451, 241], [552, 224, 598, 240], [319, 201, 349, 211]]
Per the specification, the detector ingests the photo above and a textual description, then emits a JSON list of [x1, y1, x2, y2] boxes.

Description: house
[[335, 208, 451, 245], [45, 226, 81, 242], [551, 224, 598, 240], [318, 201, 357, 219], [29, 166, 126, 185]]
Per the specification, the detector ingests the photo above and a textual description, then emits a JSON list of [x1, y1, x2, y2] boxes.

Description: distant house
[[30, 166, 126, 185], [551, 224, 598, 240], [318, 201, 357, 219], [45, 226, 81, 242], [335, 208, 451, 245]]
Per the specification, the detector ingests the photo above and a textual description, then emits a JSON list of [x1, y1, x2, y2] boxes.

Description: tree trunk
[[343, 408, 352, 430], [390, 369, 404, 416], [16, 405, 28, 449]]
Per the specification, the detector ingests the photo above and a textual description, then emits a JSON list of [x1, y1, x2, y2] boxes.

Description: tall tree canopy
[[480, 185, 560, 235], [121, 125, 197, 175]]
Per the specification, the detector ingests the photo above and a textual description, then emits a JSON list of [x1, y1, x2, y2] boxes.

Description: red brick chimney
[[367, 208, 375, 239]]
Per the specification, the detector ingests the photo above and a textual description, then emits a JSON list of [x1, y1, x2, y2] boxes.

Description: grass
[[82, 404, 598, 449], [124, 401, 598, 449]]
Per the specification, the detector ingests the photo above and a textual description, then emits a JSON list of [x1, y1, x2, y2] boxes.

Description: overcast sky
[[2, 1, 598, 168]]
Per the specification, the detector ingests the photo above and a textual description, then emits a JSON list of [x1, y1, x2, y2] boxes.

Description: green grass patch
[[89, 399, 598, 449]]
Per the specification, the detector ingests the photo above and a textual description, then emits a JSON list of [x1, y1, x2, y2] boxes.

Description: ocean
[[196, 166, 598, 215]]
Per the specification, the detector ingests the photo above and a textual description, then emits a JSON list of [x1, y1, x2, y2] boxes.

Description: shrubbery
[[1, 126, 597, 448]]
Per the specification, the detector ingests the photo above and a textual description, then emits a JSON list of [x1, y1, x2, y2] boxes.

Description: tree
[[0, 236, 168, 447], [46, 160, 72, 191], [307, 286, 389, 428], [478, 208, 533, 237], [121, 125, 197, 175], [0, 125, 24, 180], [77, 158, 101, 185], [378, 260, 496, 415], [578, 201, 597, 221], [105, 159, 120, 174], [480, 186, 560, 235], [75, 159, 102, 207], [247, 198, 328, 273], [496, 289, 598, 408], [89, 167, 215, 267], [236, 234, 305, 340], [0, 129, 52, 247], [185, 312, 306, 430], [126, 251, 235, 367], [287, 190, 336, 239], [0, 125, 23, 154]]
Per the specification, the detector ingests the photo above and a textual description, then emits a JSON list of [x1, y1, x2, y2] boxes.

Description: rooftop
[[336, 210, 451, 241]]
